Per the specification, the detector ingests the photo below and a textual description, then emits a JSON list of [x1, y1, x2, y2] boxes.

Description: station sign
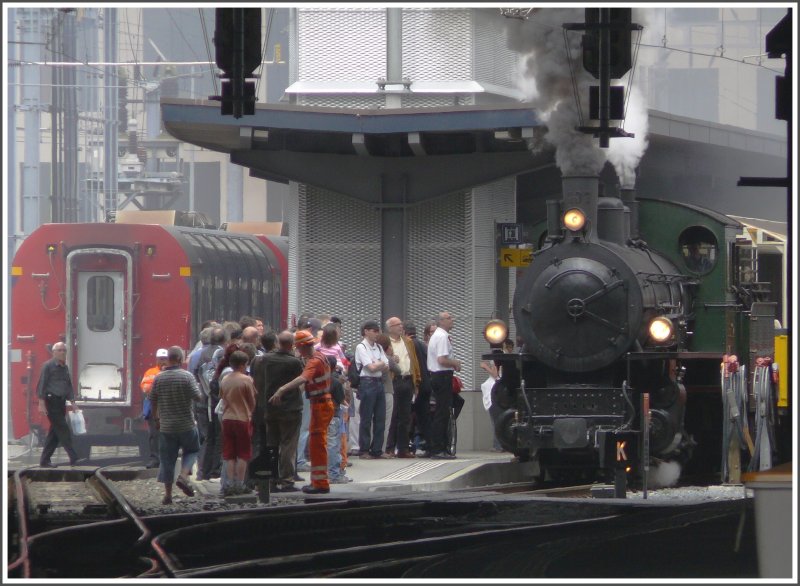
[[498, 223, 522, 245], [500, 247, 532, 268]]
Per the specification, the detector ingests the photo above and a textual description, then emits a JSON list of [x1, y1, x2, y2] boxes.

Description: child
[[219, 350, 257, 496]]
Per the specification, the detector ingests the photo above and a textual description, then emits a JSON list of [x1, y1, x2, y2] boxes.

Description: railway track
[[7, 465, 756, 579]]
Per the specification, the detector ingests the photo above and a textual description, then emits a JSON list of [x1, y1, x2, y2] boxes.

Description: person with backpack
[[325, 355, 352, 484], [193, 326, 225, 480]]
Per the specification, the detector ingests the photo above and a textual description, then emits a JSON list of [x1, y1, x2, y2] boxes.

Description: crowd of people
[[34, 309, 503, 505], [137, 311, 465, 503]]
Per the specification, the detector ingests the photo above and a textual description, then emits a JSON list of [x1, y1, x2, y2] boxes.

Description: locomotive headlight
[[484, 319, 508, 346], [649, 317, 674, 343], [563, 208, 586, 231]]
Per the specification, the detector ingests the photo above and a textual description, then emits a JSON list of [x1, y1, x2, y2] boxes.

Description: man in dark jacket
[[404, 321, 433, 455], [253, 330, 304, 491], [37, 342, 81, 467]]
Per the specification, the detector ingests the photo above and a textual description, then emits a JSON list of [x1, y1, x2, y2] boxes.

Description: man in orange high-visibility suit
[[270, 330, 333, 494], [140, 348, 169, 468]]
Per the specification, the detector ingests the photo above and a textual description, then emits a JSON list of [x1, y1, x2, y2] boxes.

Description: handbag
[[68, 409, 87, 435]]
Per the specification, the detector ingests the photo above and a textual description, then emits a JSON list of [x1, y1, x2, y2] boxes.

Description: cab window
[[679, 227, 717, 275]]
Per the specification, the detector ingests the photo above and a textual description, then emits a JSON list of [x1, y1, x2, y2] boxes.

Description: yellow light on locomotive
[[484, 319, 508, 346], [649, 317, 674, 343], [563, 208, 586, 231]]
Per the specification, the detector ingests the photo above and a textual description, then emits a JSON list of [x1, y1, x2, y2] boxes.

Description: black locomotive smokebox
[[514, 243, 643, 372]]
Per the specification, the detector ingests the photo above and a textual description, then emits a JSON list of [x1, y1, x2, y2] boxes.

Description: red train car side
[[9, 223, 287, 457]]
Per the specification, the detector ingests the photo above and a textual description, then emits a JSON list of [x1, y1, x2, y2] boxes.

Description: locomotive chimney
[[620, 186, 639, 240], [561, 176, 599, 239]]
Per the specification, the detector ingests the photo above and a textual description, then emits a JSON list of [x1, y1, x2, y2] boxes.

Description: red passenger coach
[[9, 222, 287, 457]]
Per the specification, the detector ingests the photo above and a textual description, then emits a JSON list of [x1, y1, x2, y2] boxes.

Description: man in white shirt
[[354, 320, 389, 458], [425, 312, 462, 459]]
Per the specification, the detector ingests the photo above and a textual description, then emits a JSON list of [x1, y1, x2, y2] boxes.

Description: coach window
[[87, 275, 115, 331], [679, 226, 717, 275]]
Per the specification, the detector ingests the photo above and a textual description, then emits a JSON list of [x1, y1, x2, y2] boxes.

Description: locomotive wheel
[[495, 409, 519, 453]]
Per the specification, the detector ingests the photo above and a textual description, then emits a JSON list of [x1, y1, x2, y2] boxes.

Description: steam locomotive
[[484, 175, 787, 486], [9, 221, 287, 458]]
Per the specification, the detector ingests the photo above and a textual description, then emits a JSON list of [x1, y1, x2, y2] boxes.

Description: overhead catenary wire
[[198, 8, 218, 97]]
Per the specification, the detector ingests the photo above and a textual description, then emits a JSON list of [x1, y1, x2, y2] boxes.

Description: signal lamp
[[46, 243, 57, 254], [484, 319, 508, 346], [563, 208, 586, 231], [145, 246, 156, 257], [649, 317, 674, 343]]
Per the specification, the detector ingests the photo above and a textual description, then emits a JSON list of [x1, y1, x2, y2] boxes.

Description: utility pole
[[8, 7, 18, 258], [19, 7, 45, 233], [103, 8, 119, 221]]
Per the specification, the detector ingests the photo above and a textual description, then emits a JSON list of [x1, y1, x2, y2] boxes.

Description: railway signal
[[564, 8, 642, 147], [212, 8, 262, 118]]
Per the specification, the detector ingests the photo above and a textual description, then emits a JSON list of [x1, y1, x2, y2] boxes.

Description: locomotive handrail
[[626, 351, 722, 360], [702, 302, 744, 309], [150, 273, 171, 280], [16, 335, 36, 341]]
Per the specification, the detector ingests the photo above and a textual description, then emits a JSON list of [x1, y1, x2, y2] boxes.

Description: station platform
[[6, 442, 536, 498], [193, 450, 534, 500]]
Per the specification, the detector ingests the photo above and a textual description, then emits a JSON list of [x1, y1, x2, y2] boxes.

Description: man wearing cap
[[270, 330, 334, 494], [139, 348, 169, 468], [354, 320, 390, 459]]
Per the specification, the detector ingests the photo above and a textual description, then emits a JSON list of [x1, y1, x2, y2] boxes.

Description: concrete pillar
[[379, 172, 408, 322], [385, 8, 402, 109], [226, 161, 244, 223]]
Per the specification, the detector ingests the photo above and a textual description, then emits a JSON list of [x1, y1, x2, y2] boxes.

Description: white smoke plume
[[647, 460, 682, 489], [605, 84, 649, 188], [504, 8, 652, 184]]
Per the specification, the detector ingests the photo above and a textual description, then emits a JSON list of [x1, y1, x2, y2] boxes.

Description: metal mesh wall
[[473, 9, 522, 90], [296, 185, 382, 351], [402, 8, 472, 81], [407, 191, 474, 389], [297, 8, 386, 82]]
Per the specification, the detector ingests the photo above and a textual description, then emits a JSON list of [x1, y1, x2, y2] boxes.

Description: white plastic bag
[[480, 377, 496, 411], [68, 409, 87, 435], [214, 398, 226, 416]]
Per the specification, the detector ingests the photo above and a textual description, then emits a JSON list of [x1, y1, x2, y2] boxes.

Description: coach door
[[66, 249, 133, 405]]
